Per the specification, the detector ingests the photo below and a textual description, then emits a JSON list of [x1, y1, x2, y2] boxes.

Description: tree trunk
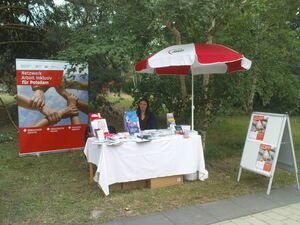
[[166, 21, 187, 99], [200, 19, 215, 151], [245, 72, 257, 113]]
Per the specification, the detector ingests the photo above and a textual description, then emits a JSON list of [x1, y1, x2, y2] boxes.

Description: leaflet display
[[237, 112, 299, 195]]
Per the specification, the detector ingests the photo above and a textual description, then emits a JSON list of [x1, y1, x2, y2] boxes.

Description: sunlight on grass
[[106, 93, 134, 112]]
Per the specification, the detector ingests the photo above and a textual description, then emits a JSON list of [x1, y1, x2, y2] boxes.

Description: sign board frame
[[237, 112, 299, 195]]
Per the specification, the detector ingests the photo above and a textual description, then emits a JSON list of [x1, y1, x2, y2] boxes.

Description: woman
[[136, 98, 157, 130]]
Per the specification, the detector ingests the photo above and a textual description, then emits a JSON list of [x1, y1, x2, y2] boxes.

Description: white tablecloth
[[84, 134, 208, 195]]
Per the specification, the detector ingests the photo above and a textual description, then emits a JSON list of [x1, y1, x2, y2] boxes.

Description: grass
[[106, 93, 134, 112], [1, 95, 300, 224], [205, 116, 249, 160]]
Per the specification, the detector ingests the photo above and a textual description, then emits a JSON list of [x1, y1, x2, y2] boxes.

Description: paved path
[[213, 202, 300, 225], [99, 186, 300, 225]]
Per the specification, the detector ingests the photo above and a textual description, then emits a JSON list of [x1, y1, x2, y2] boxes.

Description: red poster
[[248, 115, 268, 141], [16, 59, 89, 155], [255, 143, 276, 173]]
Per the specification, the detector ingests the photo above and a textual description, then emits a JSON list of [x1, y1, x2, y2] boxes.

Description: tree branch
[[165, 21, 181, 44], [0, 23, 46, 33], [0, 6, 31, 14], [0, 40, 44, 45]]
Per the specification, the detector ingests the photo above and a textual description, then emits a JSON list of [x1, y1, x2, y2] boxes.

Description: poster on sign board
[[248, 114, 268, 141], [255, 143, 276, 173], [16, 59, 88, 155]]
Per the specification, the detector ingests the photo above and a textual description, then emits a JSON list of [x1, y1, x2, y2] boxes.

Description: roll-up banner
[[16, 59, 89, 155]]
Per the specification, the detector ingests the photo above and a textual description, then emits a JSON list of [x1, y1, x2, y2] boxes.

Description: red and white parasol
[[135, 43, 252, 129]]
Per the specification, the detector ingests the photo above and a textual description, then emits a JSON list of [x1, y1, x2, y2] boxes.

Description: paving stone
[[282, 219, 300, 225], [230, 192, 278, 213], [261, 211, 287, 221], [163, 205, 218, 225], [265, 189, 300, 205], [123, 213, 173, 225], [210, 202, 300, 225], [201, 199, 249, 220], [99, 221, 125, 225]]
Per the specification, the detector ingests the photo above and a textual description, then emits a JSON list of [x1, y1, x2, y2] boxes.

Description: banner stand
[[16, 59, 88, 155], [237, 112, 300, 195], [19, 147, 84, 157]]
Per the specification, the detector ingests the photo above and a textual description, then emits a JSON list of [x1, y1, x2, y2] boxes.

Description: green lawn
[[1, 115, 300, 225], [106, 93, 134, 112]]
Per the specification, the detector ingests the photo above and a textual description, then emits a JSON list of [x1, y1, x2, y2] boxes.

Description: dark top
[[138, 111, 157, 130]]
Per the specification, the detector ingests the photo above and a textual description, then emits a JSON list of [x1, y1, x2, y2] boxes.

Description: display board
[[237, 112, 299, 195], [16, 59, 89, 155]]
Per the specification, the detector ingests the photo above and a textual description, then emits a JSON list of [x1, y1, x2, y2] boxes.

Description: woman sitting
[[136, 98, 157, 130]]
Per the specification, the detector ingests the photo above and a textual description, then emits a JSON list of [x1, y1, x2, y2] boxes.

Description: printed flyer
[[248, 115, 268, 141], [166, 112, 176, 128], [255, 143, 276, 172], [124, 111, 140, 135], [89, 113, 109, 139]]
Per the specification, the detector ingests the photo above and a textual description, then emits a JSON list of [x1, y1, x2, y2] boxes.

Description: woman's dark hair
[[136, 98, 150, 121]]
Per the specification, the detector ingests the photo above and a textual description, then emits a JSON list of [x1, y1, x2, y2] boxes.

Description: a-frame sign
[[237, 112, 299, 195]]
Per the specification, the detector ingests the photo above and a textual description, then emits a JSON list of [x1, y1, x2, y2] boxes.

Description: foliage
[[1, 0, 300, 127], [215, 0, 300, 113], [132, 74, 189, 122], [0, 133, 13, 143]]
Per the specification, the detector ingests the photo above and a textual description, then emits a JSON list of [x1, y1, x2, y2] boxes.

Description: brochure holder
[[237, 112, 299, 195], [89, 113, 109, 139]]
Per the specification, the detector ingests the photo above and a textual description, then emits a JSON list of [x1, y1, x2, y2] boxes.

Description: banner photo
[[16, 59, 89, 155]]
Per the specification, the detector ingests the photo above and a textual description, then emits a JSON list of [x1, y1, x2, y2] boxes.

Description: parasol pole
[[191, 73, 194, 130]]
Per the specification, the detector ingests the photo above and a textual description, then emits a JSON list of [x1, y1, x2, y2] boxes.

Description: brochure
[[167, 113, 176, 127], [255, 143, 276, 172], [174, 125, 184, 134], [124, 111, 140, 135], [89, 113, 109, 137]]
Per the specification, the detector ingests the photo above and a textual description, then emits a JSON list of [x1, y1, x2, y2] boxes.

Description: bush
[[0, 133, 14, 143]]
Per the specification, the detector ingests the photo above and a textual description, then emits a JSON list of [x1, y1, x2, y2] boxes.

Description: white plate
[[132, 138, 151, 143]]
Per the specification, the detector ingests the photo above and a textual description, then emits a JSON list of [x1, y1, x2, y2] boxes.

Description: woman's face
[[139, 100, 148, 112]]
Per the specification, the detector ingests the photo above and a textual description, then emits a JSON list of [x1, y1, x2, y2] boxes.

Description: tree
[[2, 0, 300, 143], [0, 0, 46, 92]]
